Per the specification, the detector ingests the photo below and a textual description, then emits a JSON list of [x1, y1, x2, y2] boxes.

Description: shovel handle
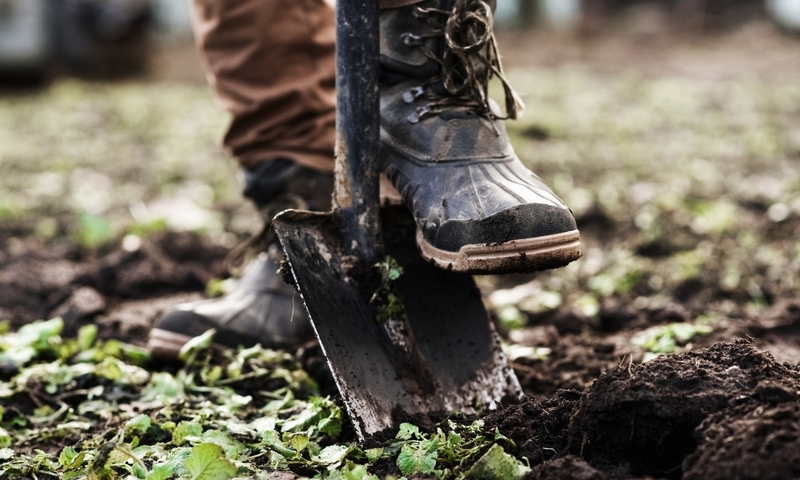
[[334, 0, 382, 262]]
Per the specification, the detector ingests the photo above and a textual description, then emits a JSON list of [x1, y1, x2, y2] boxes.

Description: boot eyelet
[[408, 105, 431, 124], [401, 33, 424, 46], [402, 86, 425, 104]]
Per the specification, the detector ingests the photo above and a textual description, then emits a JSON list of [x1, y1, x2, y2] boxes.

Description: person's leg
[[148, 0, 338, 359], [194, 0, 336, 174]]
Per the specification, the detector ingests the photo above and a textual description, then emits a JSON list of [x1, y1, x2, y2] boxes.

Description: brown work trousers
[[192, 0, 424, 173]]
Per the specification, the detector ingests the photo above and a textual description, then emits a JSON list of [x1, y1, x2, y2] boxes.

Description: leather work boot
[[147, 161, 333, 359], [379, 0, 581, 274]]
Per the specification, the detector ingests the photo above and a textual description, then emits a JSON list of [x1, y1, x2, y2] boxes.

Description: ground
[[2, 22, 800, 479]]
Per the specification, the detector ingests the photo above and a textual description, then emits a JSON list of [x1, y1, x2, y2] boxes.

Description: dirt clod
[[485, 390, 581, 466], [683, 402, 800, 480]]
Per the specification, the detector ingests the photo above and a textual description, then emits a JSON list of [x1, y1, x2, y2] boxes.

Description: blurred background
[[3, 0, 800, 364], [3, 0, 800, 82]]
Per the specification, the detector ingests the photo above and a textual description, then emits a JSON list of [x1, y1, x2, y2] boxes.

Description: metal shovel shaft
[[334, 0, 381, 263]]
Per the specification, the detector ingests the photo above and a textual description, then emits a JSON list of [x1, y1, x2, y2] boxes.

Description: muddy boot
[[147, 160, 333, 360], [379, 0, 581, 274]]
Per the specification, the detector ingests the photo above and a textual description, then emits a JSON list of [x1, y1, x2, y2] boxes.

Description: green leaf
[[95, 357, 124, 381], [0, 346, 36, 370], [397, 441, 437, 476], [59, 447, 87, 472], [146, 462, 176, 480], [289, 433, 309, 455], [179, 329, 216, 362], [166, 447, 193, 477], [337, 462, 379, 480], [0, 448, 13, 460], [281, 396, 342, 436], [125, 414, 151, 437], [120, 343, 151, 364], [203, 365, 222, 384], [109, 444, 146, 470], [200, 430, 246, 460], [395, 423, 422, 440], [142, 372, 185, 402], [132, 462, 147, 479], [631, 322, 713, 355], [371, 257, 407, 324], [497, 305, 526, 330], [0, 427, 10, 448], [313, 444, 353, 467], [493, 427, 516, 448], [73, 213, 113, 249], [262, 430, 296, 458], [77, 324, 98, 350], [364, 447, 383, 464], [184, 443, 237, 480], [59, 446, 79, 466], [463, 443, 529, 480], [17, 317, 64, 347], [126, 218, 167, 238], [89, 442, 118, 480], [173, 421, 203, 446], [439, 430, 464, 460], [318, 409, 343, 437]]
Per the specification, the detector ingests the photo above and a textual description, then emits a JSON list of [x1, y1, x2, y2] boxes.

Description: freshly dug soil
[[486, 340, 800, 479], [484, 389, 581, 465], [683, 402, 800, 480], [568, 340, 800, 478]]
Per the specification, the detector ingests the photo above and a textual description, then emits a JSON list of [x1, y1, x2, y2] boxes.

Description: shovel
[[272, 0, 521, 441]]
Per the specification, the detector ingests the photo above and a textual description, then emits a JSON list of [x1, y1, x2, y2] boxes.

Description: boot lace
[[405, 0, 524, 123]]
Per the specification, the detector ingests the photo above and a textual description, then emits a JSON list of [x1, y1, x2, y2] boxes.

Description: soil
[[488, 340, 800, 479], [0, 232, 227, 344], [4, 233, 800, 478]]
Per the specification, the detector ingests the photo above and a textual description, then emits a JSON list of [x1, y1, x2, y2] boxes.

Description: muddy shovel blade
[[274, 206, 522, 440]]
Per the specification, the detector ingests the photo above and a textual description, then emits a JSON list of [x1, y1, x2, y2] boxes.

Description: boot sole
[[147, 328, 200, 360], [417, 229, 582, 275]]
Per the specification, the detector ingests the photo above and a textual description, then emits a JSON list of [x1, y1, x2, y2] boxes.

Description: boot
[[379, 0, 581, 274], [147, 160, 333, 359]]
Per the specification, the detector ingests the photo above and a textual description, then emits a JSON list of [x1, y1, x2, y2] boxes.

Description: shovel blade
[[273, 206, 521, 440]]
